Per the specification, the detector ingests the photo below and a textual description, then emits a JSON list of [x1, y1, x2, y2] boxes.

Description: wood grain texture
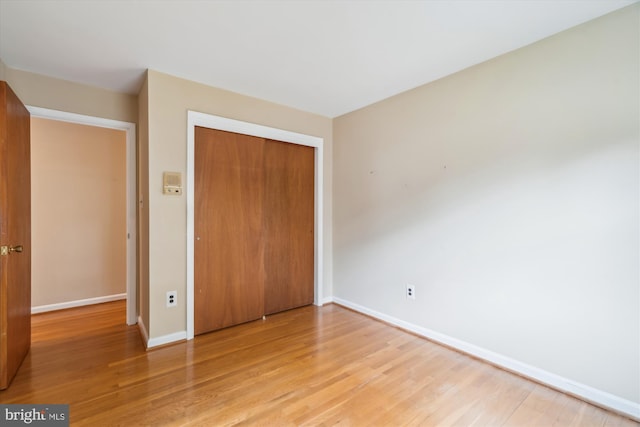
[[194, 127, 265, 334], [194, 128, 316, 333], [0, 81, 31, 390], [264, 139, 314, 315], [0, 301, 637, 426]]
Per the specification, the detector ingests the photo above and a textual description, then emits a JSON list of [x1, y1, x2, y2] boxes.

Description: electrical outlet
[[406, 284, 416, 300], [166, 291, 177, 307]]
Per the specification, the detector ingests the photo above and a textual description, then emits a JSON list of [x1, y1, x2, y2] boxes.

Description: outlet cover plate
[[406, 284, 416, 300], [167, 291, 177, 307]]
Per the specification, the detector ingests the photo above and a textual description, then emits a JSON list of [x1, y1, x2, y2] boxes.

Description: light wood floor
[[0, 301, 637, 426]]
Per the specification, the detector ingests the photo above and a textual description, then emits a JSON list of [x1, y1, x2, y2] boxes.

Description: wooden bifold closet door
[[194, 127, 314, 335]]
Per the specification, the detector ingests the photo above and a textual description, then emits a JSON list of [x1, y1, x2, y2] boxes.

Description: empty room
[[0, 0, 638, 425]]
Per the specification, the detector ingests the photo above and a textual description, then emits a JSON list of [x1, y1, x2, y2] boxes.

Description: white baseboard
[[137, 316, 149, 347], [320, 296, 334, 305], [137, 317, 186, 350], [31, 293, 126, 314], [332, 297, 640, 421], [147, 331, 187, 349]]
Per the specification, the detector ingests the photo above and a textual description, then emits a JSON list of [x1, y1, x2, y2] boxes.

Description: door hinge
[[1, 246, 8, 256]]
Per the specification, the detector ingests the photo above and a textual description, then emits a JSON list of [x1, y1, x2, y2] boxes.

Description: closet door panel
[[264, 139, 315, 315], [194, 127, 265, 334]]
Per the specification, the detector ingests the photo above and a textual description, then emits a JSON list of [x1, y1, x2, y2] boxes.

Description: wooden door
[[0, 81, 31, 390], [194, 127, 265, 334], [263, 140, 314, 315]]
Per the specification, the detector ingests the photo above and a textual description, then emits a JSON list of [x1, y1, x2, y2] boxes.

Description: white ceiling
[[0, 0, 636, 118]]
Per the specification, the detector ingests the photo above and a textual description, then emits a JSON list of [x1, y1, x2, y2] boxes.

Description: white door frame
[[27, 106, 138, 325], [186, 111, 324, 340]]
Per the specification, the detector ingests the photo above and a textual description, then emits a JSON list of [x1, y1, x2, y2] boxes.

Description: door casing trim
[[27, 106, 137, 325], [186, 111, 324, 340]]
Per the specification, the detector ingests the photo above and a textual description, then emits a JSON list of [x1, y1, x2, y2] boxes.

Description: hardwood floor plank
[[0, 301, 636, 426]]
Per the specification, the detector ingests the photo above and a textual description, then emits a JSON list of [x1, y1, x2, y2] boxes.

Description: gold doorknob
[[9, 245, 23, 253]]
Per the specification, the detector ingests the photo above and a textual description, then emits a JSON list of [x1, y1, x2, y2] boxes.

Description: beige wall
[[137, 73, 150, 332], [31, 117, 127, 306], [5, 68, 137, 123], [144, 70, 333, 338], [333, 4, 639, 404]]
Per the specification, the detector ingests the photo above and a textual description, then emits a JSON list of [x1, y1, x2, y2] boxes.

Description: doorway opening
[[28, 106, 137, 325]]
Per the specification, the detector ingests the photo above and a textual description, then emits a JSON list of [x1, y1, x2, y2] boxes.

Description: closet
[[194, 127, 314, 335]]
